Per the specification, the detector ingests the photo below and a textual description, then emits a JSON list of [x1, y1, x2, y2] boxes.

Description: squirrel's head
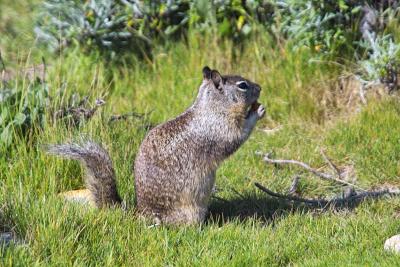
[[197, 66, 261, 117]]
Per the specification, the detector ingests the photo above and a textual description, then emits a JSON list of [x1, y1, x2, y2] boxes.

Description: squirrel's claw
[[257, 104, 265, 119]]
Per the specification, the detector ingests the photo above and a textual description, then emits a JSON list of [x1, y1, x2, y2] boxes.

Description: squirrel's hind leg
[[162, 206, 208, 225]]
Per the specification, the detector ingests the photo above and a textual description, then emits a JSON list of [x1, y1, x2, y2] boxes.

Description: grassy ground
[[2, 1, 400, 266]]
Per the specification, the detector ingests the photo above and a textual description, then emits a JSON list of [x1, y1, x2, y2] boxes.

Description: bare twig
[[255, 182, 400, 208], [78, 96, 89, 107], [342, 187, 356, 198], [231, 187, 262, 210], [0, 51, 7, 84], [211, 195, 229, 203], [255, 182, 328, 206], [231, 188, 246, 200], [54, 98, 106, 125], [211, 185, 229, 203], [261, 126, 283, 135], [258, 152, 365, 191], [260, 152, 333, 179], [41, 57, 47, 83], [359, 83, 367, 104], [320, 149, 341, 178], [1, 64, 47, 83], [109, 111, 151, 123], [0, 51, 6, 71], [287, 176, 300, 195]]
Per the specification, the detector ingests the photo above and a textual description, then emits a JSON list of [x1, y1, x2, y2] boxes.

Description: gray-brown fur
[[46, 142, 121, 207], [48, 67, 264, 225]]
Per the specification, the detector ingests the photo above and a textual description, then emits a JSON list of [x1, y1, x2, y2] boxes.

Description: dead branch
[[230, 187, 263, 210], [257, 152, 365, 191], [0, 51, 5, 71], [109, 110, 151, 123], [255, 150, 400, 209], [287, 176, 300, 195], [211, 195, 230, 203], [1, 64, 47, 83], [255, 182, 400, 208], [54, 98, 106, 125], [231, 187, 246, 200], [320, 149, 341, 178], [255, 182, 327, 206], [41, 57, 47, 83], [261, 126, 283, 135]]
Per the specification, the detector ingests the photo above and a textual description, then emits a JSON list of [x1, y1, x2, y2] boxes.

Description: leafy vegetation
[[0, 77, 49, 153], [35, 0, 275, 56], [358, 34, 400, 91], [274, 0, 364, 56], [1, 0, 400, 266], [35, 0, 400, 89], [35, 0, 152, 57]]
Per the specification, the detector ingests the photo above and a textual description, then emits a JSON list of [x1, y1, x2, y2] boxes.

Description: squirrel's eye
[[236, 81, 248, 91]]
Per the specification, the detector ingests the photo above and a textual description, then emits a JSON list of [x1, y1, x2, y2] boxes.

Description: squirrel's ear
[[202, 66, 212, 80], [211, 69, 223, 89]]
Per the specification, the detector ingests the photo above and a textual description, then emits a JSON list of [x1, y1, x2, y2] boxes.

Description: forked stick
[[257, 151, 365, 191], [255, 182, 400, 208]]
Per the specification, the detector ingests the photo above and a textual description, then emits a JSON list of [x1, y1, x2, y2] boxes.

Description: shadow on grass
[[207, 193, 298, 225], [0, 210, 19, 248], [206, 192, 364, 225]]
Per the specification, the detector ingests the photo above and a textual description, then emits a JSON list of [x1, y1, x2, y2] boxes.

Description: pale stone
[[384, 235, 400, 253], [0, 232, 15, 247], [59, 189, 96, 207]]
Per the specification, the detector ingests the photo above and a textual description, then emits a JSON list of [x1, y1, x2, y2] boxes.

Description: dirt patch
[[315, 75, 400, 121]]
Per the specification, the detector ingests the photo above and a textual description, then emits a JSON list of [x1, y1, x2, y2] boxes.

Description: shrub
[[190, 0, 274, 42], [35, 0, 147, 56], [0, 78, 50, 153], [35, 0, 276, 57], [34, 0, 400, 92], [35, 0, 191, 57], [358, 34, 400, 92], [273, 0, 364, 57]]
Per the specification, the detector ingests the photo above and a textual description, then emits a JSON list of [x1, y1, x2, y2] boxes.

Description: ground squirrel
[[47, 67, 265, 225]]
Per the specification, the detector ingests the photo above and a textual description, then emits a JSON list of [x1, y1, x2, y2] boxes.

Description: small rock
[[0, 232, 15, 247], [59, 189, 96, 207], [384, 234, 400, 253]]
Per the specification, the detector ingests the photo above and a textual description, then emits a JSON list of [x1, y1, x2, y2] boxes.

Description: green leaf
[[0, 89, 16, 103], [218, 18, 231, 37], [351, 6, 361, 14], [0, 107, 9, 125], [338, 0, 348, 11], [241, 24, 251, 35], [13, 113, 26, 126], [165, 25, 179, 35], [0, 125, 12, 147]]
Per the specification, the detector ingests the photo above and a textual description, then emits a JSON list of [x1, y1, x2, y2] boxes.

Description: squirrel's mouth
[[246, 101, 260, 118]]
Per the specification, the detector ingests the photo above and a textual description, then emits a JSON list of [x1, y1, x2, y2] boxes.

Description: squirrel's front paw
[[248, 102, 265, 120], [256, 104, 265, 119]]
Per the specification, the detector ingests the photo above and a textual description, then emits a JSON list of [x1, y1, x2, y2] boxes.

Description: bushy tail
[[46, 141, 121, 208]]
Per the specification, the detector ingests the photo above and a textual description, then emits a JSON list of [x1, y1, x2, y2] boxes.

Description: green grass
[[2, 2, 400, 266]]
